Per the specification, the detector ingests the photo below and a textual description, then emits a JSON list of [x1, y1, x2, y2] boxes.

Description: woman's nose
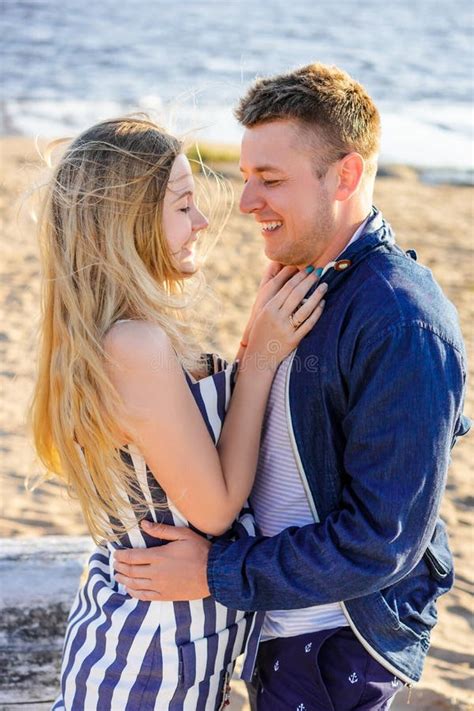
[[193, 208, 209, 232]]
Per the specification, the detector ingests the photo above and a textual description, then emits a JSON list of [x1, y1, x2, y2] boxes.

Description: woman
[[30, 116, 327, 710]]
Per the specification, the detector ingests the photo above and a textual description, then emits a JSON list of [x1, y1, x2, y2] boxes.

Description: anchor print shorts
[[252, 626, 404, 710]]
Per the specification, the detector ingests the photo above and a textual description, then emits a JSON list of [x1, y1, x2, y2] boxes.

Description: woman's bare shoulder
[[104, 320, 173, 371]]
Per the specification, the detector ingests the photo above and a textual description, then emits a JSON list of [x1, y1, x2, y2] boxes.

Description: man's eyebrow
[[239, 165, 282, 173], [171, 189, 193, 204]]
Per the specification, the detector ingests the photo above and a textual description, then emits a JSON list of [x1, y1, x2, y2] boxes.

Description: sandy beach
[[0, 137, 472, 709]]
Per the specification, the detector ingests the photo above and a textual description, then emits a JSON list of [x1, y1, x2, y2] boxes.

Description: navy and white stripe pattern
[[53, 355, 262, 711], [251, 356, 348, 641]]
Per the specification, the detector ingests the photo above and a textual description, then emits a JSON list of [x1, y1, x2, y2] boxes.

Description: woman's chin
[[179, 260, 199, 277]]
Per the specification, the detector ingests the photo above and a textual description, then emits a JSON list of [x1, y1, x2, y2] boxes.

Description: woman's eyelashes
[[178, 198, 192, 213]]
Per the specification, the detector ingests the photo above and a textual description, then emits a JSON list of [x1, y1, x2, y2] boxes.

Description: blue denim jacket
[[208, 208, 470, 683]]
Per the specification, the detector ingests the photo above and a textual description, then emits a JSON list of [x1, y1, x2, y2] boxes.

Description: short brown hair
[[235, 63, 381, 175]]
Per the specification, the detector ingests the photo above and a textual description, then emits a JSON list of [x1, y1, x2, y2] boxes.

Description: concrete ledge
[[0, 536, 93, 706]]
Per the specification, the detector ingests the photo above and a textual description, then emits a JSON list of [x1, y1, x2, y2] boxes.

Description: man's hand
[[114, 522, 211, 601]]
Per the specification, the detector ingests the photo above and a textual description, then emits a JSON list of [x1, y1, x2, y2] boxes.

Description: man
[[115, 64, 469, 709]]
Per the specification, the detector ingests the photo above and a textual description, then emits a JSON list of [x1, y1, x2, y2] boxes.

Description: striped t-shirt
[[251, 356, 348, 640], [250, 218, 370, 640]]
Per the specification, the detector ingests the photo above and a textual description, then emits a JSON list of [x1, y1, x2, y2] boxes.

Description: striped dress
[[52, 355, 262, 711]]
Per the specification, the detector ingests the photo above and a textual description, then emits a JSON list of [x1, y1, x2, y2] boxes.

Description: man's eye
[[263, 179, 281, 187]]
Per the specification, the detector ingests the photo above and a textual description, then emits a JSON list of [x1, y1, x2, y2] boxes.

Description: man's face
[[239, 119, 337, 267]]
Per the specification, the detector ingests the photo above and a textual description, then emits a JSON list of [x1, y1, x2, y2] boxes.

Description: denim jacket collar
[[317, 206, 401, 292]]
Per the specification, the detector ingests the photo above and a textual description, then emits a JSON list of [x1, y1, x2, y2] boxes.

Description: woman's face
[[162, 154, 209, 275]]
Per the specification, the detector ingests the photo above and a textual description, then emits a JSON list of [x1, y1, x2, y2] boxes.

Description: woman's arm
[[105, 270, 326, 535]]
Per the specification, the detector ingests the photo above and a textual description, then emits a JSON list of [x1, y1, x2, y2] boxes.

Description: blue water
[[2, 0, 473, 173]]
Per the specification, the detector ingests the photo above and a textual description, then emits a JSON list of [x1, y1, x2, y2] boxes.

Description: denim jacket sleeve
[[207, 321, 468, 611]]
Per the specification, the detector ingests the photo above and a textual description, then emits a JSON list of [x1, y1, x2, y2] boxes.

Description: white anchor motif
[[348, 672, 359, 684], [304, 642, 312, 653], [273, 660, 280, 671], [391, 677, 399, 688], [296, 705, 306, 711]]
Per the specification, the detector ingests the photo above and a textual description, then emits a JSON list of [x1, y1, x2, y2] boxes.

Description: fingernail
[[305, 265, 315, 274], [319, 282, 328, 291], [315, 267, 324, 277]]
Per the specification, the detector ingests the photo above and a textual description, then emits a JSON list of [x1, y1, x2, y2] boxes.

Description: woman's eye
[[180, 207, 191, 213]]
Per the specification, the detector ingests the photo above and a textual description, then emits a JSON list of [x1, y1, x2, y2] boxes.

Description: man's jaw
[[257, 218, 320, 268], [257, 219, 308, 266]]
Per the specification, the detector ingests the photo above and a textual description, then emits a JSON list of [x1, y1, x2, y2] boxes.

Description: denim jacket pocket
[[178, 614, 252, 688], [422, 519, 454, 583], [373, 591, 430, 648], [423, 544, 451, 582]]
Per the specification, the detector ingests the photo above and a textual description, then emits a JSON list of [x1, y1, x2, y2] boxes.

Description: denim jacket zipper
[[284, 349, 413, 687]]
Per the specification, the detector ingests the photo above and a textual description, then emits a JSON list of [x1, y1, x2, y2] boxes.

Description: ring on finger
[[289, 313, 300, 330]]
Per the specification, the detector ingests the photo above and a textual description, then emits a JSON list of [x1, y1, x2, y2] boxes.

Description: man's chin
[[264, 243, 285, 263], [263, 245, 301, 267]]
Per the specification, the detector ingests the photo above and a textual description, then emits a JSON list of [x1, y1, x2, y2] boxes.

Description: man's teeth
[[261, 221, 283, 231]]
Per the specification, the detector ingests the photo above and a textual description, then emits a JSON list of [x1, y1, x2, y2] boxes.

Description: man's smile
[[259, 220, 283, 233]]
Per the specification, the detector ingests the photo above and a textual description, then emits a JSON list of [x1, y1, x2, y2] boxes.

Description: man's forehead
[[239, 161, 282, 173], [240, 120, 317, 170]]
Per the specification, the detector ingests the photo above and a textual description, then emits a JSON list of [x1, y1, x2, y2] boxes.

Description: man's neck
[[303, 211, 371, 270]]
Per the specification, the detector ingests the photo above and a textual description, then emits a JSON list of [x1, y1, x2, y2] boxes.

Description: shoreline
[[2, 95, 473, 177], [0, 136, 472, 709], [1, 131, 472, 187]]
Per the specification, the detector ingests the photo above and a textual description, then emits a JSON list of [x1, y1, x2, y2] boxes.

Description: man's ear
[[334, 153, 364, 202]]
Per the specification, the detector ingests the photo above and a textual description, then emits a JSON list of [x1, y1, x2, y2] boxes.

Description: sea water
[[2, 0, 473, 179]]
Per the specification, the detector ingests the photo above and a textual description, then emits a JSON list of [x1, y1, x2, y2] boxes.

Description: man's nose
[[239, 181, 264, 214]]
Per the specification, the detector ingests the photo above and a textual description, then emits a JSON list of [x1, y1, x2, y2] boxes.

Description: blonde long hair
[[30, 116, 222, 541]]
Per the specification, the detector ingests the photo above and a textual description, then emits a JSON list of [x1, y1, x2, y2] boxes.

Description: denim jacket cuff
[[207, 538, 233, 602]]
